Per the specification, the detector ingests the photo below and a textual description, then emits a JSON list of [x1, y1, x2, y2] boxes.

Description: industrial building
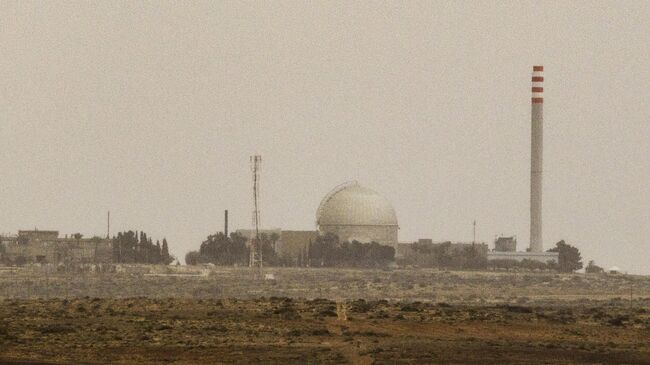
[[230, 181, 399, 266], [0, 230, 113, 265], [397, 239, 488, 260], [494, 236, 517, 252], [316, 181, 399, 249], [229, 66, 565, 269], [233, 228, 318, 265]]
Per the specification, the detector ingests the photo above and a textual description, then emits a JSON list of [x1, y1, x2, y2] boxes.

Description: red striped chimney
[[532, 65, 544, 104], [530, 65, 544, 252]]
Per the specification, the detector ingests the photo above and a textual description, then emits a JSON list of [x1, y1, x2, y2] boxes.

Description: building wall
[[318, 224, 398, 248], [487, 251, 558, 263], [494, 237, 517, 252], [234, 229, 282, 241], [276, 230, 319, 265], [1, 231, 113, 265], [398, 241, 489, 260], [17, 230, 59, 240]]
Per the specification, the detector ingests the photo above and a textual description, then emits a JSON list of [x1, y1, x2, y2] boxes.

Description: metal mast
[[249, 155, 263, 269]]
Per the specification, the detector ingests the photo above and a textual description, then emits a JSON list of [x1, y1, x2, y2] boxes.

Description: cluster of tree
[[547, 240, 583, 273], [0, 243, 10, 265], [401, 241, 487, 270], [399, 239, 585, 273], [307, 233, 395, 268], [185, 232, 287, 266], [186, 232, 248, 266], [585, 260, 605, 274], [112, 231, 174, 264]]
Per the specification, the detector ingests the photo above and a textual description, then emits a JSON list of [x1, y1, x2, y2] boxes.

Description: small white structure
[[607, 266, 621, 274]]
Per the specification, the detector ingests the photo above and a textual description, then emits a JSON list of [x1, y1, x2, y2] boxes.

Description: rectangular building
[[0, 230, 113, 265]]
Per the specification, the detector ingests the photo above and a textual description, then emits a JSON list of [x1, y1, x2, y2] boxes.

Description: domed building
[[316, 182, 398, 248]]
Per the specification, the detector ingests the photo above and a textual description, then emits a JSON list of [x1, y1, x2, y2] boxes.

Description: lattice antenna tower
[[249, 155, 263, 269]]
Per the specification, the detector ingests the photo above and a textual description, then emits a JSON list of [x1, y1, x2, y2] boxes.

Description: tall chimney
[[530, 65, 544, 252], [224, 209, 229, 237]]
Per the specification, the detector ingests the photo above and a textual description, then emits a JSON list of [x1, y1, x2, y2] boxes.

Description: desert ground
[[1, 266, 649, 364]]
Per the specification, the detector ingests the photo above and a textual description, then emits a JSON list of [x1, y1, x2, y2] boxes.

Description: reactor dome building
[[316, 181, 398, 248]]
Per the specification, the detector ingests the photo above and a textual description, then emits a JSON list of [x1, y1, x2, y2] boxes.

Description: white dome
[[316, 182, 398, 227]]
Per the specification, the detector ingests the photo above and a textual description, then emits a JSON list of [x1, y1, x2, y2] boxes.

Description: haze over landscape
[[1, 2, 648, 274]]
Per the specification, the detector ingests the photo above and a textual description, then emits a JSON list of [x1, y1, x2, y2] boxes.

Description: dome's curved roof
[[316, 182, 398, 227]]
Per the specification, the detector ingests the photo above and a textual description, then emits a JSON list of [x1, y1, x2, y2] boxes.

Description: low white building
[[487, 250, 558, 263]]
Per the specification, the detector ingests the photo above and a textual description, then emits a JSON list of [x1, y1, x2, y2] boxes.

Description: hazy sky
[[1, 1, 648, 273]]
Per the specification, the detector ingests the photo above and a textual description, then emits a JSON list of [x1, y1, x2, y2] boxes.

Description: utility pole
[[224, 209, 229, 237], [249, 155, 263, 274], [107, 211, 110, 239], [473, 220, 476, 244]]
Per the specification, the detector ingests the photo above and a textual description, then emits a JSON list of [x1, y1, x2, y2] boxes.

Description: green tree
[[585, 260, 604, 274], [162, 238, 173, 264], [113, 231, 171, 264], [308, 233, 339, 267], [155, 240, 162, 264], [113, 231, 137, 263], [269, 232, 280, 251], [197, 232, 248, 266], [307, 234, 394, 268], [462, 244, 488, 270], [185, 250, 200, 265], [548, 240, 583, 273]]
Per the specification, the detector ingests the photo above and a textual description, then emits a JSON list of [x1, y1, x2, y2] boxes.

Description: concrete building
[[494, 236, 517, 252], [275, 230, 319, 265], [396, 240, 488, 268], [234, 228, 282, 242], [316, 181, 398, 249], [0, 230, 113, 265], [397, 240, 488, 260], [234, 228, 318, 265]]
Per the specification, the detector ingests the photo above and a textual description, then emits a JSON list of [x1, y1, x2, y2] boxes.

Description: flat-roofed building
[[0, 230, 113, 265], [494, 236, 517, 252]]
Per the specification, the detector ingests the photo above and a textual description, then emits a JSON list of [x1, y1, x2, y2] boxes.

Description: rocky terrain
[[1, 297, 649, 364], [1, 266, 649, 364]]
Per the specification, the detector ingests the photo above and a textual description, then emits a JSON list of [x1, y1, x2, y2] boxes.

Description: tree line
[[112, 231, 174, 265], [400, 241, 487, 270], [185, 232, 395, 268], [182, 230, 587, 273], [185, 232, 291, 266], [307, 233, 395, 268]]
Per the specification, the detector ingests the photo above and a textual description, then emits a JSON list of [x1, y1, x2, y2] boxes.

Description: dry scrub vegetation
[[1, 267, 649, 364], [1, 266, 649, 303]]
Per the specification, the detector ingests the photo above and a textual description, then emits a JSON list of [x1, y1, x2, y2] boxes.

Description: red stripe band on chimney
[[532, 97, 544, 103], [532, 76, 544, 82], [532, 87, 543, 92], [533, 66, 544, 72]]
